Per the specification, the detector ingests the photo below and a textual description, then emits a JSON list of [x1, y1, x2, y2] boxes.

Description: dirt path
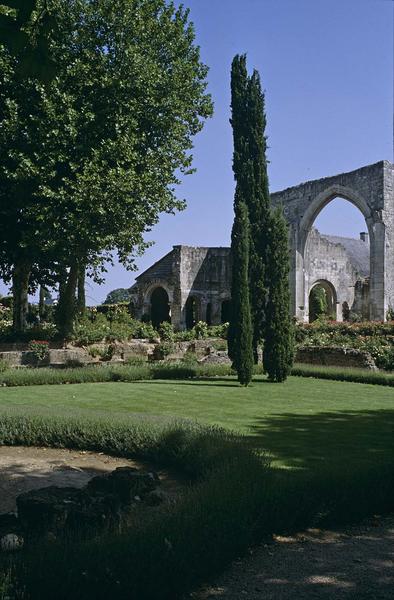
[[0, 446, 179, 513], [190, 515, 394, 599]]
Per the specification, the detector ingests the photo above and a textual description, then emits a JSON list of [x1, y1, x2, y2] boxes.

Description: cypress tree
[[229, 200, 254, 386], [263, 207, 294, 382], [228, 55, 248, 363], [228, 55, 254, 385], [245, 70, 271, 362]]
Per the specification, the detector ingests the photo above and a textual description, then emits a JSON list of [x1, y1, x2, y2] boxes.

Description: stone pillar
[[211, 300, 222, 325], [369, 219, 386, 321]]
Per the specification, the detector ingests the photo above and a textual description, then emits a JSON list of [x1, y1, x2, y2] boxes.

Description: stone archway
[[271, 161, 394, 321], [185, 296, 199, 329], [150, 287, 170, 329], [220, 299, 231, 324], [308, 280, 337, 322]]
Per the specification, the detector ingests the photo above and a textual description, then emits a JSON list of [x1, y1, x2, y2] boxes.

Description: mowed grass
[[0, 375, 393, 470]]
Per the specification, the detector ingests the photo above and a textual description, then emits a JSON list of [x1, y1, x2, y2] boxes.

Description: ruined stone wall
[[178, 246, 231, 327], [305, 229, 363, 320], [130, 246, 231, 329], [271, 161, 394, 321]]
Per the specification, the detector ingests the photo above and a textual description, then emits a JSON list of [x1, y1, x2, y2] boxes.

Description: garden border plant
[[0, 413, 393, 599], [0, 362, 393, 388]]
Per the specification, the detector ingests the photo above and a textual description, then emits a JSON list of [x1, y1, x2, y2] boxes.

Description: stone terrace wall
[[296, 346, 377, 370]]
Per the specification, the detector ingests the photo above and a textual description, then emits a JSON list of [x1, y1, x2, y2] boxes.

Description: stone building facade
[[130, 161, 394, 328]]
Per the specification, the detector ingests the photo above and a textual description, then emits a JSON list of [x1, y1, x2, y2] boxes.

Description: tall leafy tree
[[263, 207, 294, 382], [228, 200, 254, 386], [0, 0, 57, 81], [0, 0, 213, 336]]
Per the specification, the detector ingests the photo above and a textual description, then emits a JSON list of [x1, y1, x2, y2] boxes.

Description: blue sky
[[1, 0, 393, 303]]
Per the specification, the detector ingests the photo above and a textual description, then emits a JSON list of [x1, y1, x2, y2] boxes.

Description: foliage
[[73, 314, 111, 346], [72, 310, 159, 345], [228, 201, 253, 386], [0, 410, 393, 598], [207, 322, 229, 338], [155, 341, 175, 358], [230, 55, 270, 358], [0, 0, 213, 335], [309, 285, 328, 322], [193, 320, 209, 339], [0, 0, 57, 82], [158, 321, 175, 342], [291, 363, 394, 386], [0, 359, 9, 373], [263, 208, 294, 382], [386, 306, 394, 321], [103, 289, 131, 305], [87, 344, 114, 362], [27, 339, 49, 362], [0, 360, 393, 388]]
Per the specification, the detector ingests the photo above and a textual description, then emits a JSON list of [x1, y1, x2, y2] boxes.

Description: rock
[[0, 512, 19, 534], [87, 467, 159, 505], [13, 466, 164, 543], [198, 352, 231, 365], [0, 533, 24, 552], [143, 490, 168, 506], [17, 487, 83, 538]]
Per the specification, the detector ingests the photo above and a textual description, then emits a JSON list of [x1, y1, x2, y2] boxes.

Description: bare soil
[[190, 515, 394, 600], [0, 445, 180, 513]]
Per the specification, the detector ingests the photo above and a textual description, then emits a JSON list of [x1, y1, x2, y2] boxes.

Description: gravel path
[[190, 515, 394, 599]]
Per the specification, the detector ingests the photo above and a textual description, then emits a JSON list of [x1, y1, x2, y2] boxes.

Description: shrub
[[133, 321, 158, 341], [125, 355, 148, 366], [0, 414, 392, 600], [28, 340, 50, 362], [193, 320, 209, 339], [181, 350, 199, 366], [291, 363, 394, 386], [74, 314, 111, 345], [155, 341, 175, 358], [207, 322, 228, 338], [0, 359, 9, 373], [158, 321, 175, 341]]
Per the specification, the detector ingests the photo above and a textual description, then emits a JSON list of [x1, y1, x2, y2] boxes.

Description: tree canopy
[[0, 0, 213, 335]]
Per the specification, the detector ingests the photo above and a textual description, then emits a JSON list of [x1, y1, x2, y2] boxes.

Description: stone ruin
[[130, 161, 394, 326]]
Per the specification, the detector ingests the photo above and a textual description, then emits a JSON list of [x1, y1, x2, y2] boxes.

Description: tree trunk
[[12, 260, 31, 335], [77, 265, 86, 315], [39, 286, 46, 321], [56, 262, 79, 339]]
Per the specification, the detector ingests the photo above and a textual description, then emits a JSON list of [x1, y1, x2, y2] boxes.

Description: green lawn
[[0, 375, 393, 470]]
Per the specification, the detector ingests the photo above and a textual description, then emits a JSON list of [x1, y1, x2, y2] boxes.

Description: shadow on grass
[[243, 409, 394, 472]]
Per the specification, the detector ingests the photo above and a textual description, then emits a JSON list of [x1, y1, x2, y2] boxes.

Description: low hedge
[[0, 361, 392, 388], [0, 414, 393, 599], [292, 363, 394, 386], [0, 363, 240, 387]]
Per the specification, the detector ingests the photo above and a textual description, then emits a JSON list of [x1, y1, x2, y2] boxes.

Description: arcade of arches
[[130, 162, 394, 329]]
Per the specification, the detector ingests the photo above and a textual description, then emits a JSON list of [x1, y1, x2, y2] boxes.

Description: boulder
[[87, 467, 159, 505]]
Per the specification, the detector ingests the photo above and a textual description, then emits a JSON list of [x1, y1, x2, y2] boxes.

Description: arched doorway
[[150, 287, 170, 329], [221, 300, 231, 324], [301, 191, 371, 322], [185, 296, 198, 329], [206, 302, 212, 326], [308, 280, 337, 322]]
